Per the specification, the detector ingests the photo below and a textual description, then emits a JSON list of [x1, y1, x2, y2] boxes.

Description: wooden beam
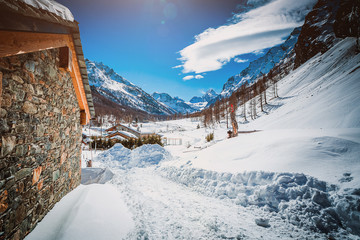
[[0, 31, 68, 58]]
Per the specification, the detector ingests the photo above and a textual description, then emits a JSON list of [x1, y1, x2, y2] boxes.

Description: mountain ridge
[[86, 59, 175, 117]]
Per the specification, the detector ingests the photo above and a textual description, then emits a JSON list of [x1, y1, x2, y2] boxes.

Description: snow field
[[168, 129, 360, 188], [242, 38, 360, 129]]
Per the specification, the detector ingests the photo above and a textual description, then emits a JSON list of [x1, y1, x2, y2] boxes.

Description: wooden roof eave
[[0, 0, 95, 123], [70, 28, 95, 118]]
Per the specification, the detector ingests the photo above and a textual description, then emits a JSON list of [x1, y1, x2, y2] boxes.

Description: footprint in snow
[[255, 218, 271, 228], [339, 172, 353, 183]]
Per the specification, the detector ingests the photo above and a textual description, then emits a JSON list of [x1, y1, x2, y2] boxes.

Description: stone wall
[[0, 49, 82, 239]]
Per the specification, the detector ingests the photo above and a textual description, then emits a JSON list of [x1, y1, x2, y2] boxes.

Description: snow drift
[[159, 166, 360, 236], [95, 143, 171, 169]]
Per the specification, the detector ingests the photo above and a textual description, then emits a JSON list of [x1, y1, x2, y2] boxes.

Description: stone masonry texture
[[0, 49, 82, 240]]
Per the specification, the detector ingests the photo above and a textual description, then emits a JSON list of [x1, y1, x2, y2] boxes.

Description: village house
[[105, 123, 161, 140], [107, 131, 138, 141], [105, 123, 141, 138], [0, 0, 94, 239]]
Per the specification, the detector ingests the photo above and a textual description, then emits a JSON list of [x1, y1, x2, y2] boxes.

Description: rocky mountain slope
[[86, 60, 175, 116], [218, 27, 301, 100], [208, 0, 352, 110], [151, 93, 196, 114], [294, 0, 341, 68], [188, 89, 218, 111]]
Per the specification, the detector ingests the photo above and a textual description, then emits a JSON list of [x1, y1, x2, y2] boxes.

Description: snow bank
[[81, 168, 114, 185], [26, 184, 134, 240], [20, 0, 74, 21], [159, 166, 360, 236], [130, 144, 171, 168], [97, 143, 131, 165], [95, 143, 171, 169]]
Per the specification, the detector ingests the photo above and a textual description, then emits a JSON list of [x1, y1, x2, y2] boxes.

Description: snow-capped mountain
[[188, 89, 218, 111], [215, 0, 344, 104], [219, 27, 302, 100], [151, 92, 196, 114], [86, 60, 175, 116]]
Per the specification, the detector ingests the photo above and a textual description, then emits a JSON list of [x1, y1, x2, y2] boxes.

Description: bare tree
[[268, 70, 278, 98], [214, 101, 221, 123], [258, 80, 264, 112], [252, 83, 258, 119], [259, 75, 267, 111], [229, 93, 238, 135], [240, 84, 247, 121]]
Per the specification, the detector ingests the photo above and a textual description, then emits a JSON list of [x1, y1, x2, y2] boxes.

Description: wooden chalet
[[107, 131, 137, 141], [105, 123, 141, 138]]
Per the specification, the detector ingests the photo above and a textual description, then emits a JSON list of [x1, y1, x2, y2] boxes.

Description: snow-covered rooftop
[[19, 0, 74, 21]]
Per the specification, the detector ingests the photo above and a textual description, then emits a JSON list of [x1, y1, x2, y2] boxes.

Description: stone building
[[0, 0, 94, 239]]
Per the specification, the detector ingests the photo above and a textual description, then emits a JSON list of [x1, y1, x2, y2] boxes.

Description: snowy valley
[[23, 0, 360, 239], [3, 0, 360, 239], [27, 37, 360, 239]]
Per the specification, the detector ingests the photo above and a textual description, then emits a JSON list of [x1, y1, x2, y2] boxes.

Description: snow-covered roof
[[19, 0, 74, 21], [107, 131, 138, 139], [110, 135, 126, 140]]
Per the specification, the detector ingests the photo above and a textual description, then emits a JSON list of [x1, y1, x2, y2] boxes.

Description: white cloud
[[234, 58, 249, 63], [183, 75, 194, 81], [253, 49, 266, 55], [178, 0, 316, 74], [183, 74, 204, 81]]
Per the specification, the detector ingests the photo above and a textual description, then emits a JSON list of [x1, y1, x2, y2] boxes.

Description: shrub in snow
[[205, 133, 214, 142], [113, 135, 164, 150]]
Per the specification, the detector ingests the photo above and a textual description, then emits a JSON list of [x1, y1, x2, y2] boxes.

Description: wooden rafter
[[0, 31, 68, 58]]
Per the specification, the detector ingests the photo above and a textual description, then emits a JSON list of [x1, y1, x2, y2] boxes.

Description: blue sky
[[57, 0, 315, 101]]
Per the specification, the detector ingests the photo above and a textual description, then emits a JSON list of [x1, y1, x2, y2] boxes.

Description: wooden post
[[59, 46, 72, 71], [0, 72, 2, 109], [80, 110, 86, 125]]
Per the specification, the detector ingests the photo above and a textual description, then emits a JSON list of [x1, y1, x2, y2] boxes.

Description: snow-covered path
[[110, 166, 324, 240]]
